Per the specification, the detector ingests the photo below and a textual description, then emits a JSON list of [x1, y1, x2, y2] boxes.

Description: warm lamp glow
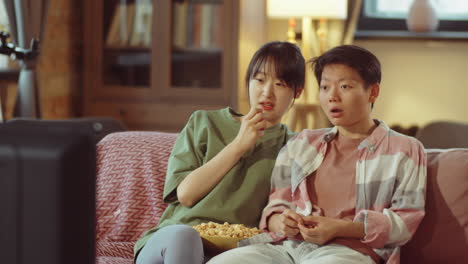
[[267, 0, 348, 50], [267, 0, 347, 19], [267, 0, 349, 131]]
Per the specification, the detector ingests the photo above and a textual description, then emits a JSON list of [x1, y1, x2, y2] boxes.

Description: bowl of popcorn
[[192, 221, 261, 255]]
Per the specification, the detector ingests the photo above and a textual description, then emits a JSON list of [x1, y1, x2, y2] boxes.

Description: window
[[0, 1, 10, 68], [369, 0, 468, 20], [356, 0, 468, 39]]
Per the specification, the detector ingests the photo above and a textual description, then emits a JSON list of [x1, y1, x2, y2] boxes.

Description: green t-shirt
[[134, 107, 295, 256]]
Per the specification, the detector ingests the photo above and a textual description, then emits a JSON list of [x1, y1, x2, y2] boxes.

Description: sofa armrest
[[95, 131, 178, 243], [402, 148, 468, 263]]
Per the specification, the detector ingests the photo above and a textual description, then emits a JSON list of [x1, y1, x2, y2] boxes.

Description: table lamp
[[267, 0, 348, 54]]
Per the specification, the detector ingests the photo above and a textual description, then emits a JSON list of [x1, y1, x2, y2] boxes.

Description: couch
[[94, 125, 468, 264]]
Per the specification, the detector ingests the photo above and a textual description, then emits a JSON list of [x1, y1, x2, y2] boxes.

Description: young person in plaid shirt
[[209, 45, 427, 264]]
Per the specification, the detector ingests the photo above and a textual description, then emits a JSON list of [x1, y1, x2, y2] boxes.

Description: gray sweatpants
[[136, 224, 205, 264], [207, 240, 376, 264]]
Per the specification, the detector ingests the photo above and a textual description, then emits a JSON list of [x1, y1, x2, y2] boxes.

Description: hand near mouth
[[233, 107, 267, 153]]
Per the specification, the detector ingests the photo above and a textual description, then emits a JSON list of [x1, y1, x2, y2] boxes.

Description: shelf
[[104, 45, 151, 52], [355, 30, 468, 40], [0, 68, 20, 81], [115, 52, 150, 66], [172, 46, 222, 54]]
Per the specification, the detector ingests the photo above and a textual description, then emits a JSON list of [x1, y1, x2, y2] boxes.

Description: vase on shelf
[[406, 0, 439, 32]]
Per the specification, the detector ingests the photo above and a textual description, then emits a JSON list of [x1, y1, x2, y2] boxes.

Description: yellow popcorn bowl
[[200, 234, 242, 256], [193, 221, 260, 256]]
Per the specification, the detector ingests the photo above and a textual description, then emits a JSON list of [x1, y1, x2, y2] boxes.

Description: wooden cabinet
[[83, 0, 262, 132]]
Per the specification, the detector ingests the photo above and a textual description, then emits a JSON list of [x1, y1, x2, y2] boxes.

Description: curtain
[[286, 0, 362, 131], [4, 0, 49, 118]]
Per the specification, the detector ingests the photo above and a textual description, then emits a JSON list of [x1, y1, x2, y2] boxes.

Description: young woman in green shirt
[[135, 41, 305, 264]]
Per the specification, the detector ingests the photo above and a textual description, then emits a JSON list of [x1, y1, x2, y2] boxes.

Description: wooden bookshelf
[[83, 0, 266, 131]]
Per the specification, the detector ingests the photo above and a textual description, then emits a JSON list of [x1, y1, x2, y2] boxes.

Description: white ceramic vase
[[406, 0, 439, 32]]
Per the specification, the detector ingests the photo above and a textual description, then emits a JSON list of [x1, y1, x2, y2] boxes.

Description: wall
[[355, 39, 468, 128], [267, 19, 468, 128], [3, 0, 81, 120], [39, 0, 82, 119], [237, 0, 267, 114]]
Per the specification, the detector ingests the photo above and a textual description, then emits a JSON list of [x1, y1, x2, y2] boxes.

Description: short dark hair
[[246, 41, 305, 97], [310, 45, 381, 89]]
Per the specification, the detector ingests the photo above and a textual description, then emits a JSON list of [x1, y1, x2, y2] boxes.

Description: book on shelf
[[191, 4, 202, 48], [130, 0, 153, 47], [199, 4, 213, 48], [173, 2, 188, 48], [172, 2, 223, 50], [106, 3, 122, 45], [184, 3, 194, 48], [106, 3, 135, 46], [210, 4, 223, 49]]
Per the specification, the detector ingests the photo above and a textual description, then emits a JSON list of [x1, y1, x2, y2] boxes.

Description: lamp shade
[[267, 0, 348, 19]]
